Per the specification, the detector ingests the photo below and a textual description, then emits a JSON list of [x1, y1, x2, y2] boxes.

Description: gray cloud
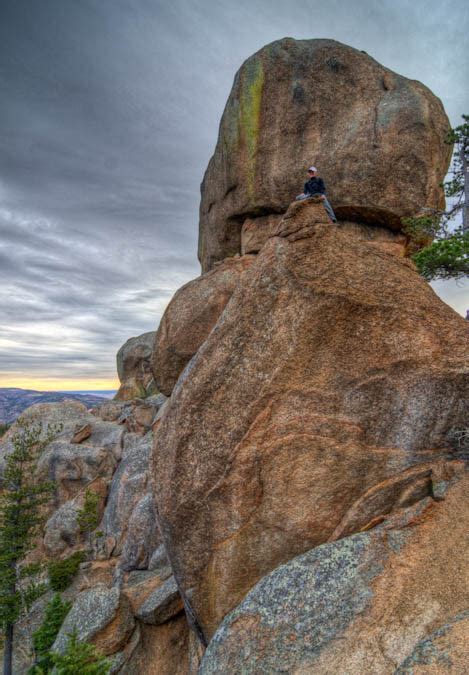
[[0, 0, 468, 385]]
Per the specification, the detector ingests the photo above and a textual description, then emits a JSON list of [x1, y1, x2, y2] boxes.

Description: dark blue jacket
[[304, 176, 326, 196]]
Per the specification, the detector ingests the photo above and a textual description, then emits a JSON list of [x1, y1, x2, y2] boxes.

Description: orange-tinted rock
[[276, 198, 407, 254], [241, 213, 283, 254], [199, 38, 451, 271], [152, 210, 468, 641], [152, 255, 255, 396], [199, 474, 469, 674], [124, 616, 190, 675]]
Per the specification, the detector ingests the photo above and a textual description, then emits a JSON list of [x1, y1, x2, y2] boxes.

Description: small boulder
[[135, 576, 183, 625], [52, 584, 135, 656], [43, 501, 81, 555], [115, 331, 156, 401], [71, 422, 92, 444]]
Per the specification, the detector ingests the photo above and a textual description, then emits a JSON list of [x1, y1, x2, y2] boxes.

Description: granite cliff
[[1, 38, 467, 674]]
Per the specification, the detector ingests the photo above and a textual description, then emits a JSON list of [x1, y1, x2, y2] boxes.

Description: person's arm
[[304, 180, 310, 194], [318, 178, 326, 194]]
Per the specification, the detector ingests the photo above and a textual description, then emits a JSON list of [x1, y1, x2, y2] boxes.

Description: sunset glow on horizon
[[0, 375, 119, 392]]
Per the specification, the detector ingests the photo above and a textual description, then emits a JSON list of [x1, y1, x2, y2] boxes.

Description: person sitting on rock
[[296, 166, 337, 223]]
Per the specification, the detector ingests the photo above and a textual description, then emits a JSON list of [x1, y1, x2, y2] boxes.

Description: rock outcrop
[[199, 38, 451, 271], [152, 204, 468, 640], [115, 331, 156, 400], [2, 39, 466, 675], [152, 255, 254, 396]]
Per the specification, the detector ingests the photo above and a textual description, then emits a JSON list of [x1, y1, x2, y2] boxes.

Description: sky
[[0, 0, 468, 391]]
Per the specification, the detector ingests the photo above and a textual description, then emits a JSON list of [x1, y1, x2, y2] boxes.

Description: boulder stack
[[199, 38, 451, 271]]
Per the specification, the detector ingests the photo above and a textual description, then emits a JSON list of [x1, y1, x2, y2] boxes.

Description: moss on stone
[[239, 57, 264, 201]]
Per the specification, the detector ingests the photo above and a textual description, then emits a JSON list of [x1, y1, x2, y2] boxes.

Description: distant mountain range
[[0, 388, 115, 424]]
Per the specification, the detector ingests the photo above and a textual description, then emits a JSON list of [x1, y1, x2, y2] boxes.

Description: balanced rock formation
[[115, 331, 156, 401], [199, 38, 451, 271], [152, 255, 254, 396], [152, 203, 468, 641]]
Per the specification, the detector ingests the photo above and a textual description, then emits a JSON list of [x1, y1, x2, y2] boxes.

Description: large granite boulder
[[199, 473, 469, 673], [152, 207, 468, 641], [152, 255, 254, 396], [115, 331, 157, 401], [199, 38, 451, 271]]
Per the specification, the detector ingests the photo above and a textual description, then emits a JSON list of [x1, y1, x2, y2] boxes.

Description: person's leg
[[322, 197, 337, 222], [295, 193, 309, 201]]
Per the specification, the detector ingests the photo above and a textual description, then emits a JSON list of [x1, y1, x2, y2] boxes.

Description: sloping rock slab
[[199, 475, 469, 674]]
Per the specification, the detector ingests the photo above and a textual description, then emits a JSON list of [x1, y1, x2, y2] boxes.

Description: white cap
[[308, 166, 317, 172]]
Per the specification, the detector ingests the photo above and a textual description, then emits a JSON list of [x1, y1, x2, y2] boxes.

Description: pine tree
[[0, 421, 60, 675], [29, 593, 71, 673], [76, 489, 101, 545], [402, 114, 469, 281], [49, 631, 110, 674]]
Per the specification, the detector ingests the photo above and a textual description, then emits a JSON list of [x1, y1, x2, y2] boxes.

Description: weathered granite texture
[[199, 474, 469, 673], [53, 584, 135, 656], [100, 433, 160, 571], [152, 255, 254, 395]]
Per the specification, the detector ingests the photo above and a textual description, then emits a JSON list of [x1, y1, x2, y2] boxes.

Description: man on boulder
[[296, 166, 337, 223]]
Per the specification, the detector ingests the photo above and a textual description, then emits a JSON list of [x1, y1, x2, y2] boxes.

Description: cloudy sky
[[0, 0, 468, 390]]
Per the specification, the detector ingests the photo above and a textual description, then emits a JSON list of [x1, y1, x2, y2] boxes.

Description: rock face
[[115, 331, 156, 401], [152, 208, 468, 641], [199, 474, 469, 674], [152, 255, 255, 396], [100, 433, 160, 571], [199, 38, 451, 271], [0, 397, 178, 673]]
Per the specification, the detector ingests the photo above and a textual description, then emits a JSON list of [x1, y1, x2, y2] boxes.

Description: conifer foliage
[[402, 114, 469, 281], [77, 489, 101, 543], [0, 421, 60, 675], [48, 631, 110, 674], [30, 593, 72, 673]]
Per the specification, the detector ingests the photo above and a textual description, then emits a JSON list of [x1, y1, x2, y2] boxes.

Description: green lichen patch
[[238, 57, 265, 201]]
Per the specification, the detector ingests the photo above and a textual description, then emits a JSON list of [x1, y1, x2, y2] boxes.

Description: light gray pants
[[295, 193, 337, 222]]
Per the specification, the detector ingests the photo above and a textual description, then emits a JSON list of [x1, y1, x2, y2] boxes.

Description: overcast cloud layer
[[0, 0, 468, 387]]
